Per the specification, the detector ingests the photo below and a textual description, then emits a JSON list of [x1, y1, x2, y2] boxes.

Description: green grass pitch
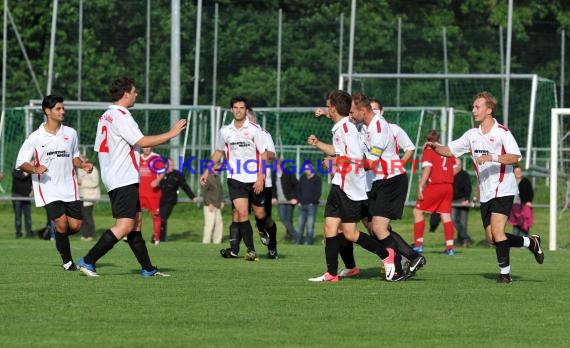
[[0, 203, 569, 347]]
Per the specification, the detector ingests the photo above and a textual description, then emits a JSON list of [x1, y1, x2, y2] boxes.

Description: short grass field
[[0, 202, 569, 347]]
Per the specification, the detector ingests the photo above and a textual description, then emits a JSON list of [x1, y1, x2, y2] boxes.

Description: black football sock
[[84, 229, 119, 265], [356, 232, 388, 259], [505, 233, 524, 248], [127, 231, 154, 271], [54, 230, 73, 264], [339, 237, 356, 269], [229, 222, 241, 254], [240, 221, 255, 252], [267, 222, 277, 252], [390, 230, 417, 259], [495, 240, 510, 272], [325, 234, 342, 276]]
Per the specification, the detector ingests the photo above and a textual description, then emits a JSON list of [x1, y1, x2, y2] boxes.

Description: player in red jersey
[[413, 130, 456, 255], [139, 147, 164, 245]]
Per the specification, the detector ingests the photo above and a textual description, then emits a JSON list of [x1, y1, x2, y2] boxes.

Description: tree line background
[[2, 0, 569, 109]]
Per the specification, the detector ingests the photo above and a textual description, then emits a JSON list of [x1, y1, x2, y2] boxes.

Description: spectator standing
[[452, 158, 473, 247], [159, 158, 196, 242], [272, 159, 299, 242], [12, 168, 33, 238], [77, 156, 100, 241], [508, 166, 534, 236], [201, 164, 224, 244], [295, 163, 321, 245]]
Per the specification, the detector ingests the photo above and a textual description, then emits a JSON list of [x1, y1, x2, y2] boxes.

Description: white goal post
[[550, 108, 570, 251]]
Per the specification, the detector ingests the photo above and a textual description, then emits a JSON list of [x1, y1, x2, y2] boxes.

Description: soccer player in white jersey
[[76, 77, 186, 277], [349, 93, 425, 279], [307, 90, 397, 282], [16, 95, 93, 271], [246, 108, 279, 259], [370, 99, 416, 163], [426, 91, 544, 284], [200, 96, 268, 261]]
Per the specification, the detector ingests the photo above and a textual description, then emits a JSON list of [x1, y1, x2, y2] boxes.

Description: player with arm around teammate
[[426, 91, 544, 284]]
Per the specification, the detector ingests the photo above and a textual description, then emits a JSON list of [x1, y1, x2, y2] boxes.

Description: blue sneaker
[[412, 245, 424, 253], [443, 249, 455, 256], [77, 258, 99, 277], [141, 268, 171, 277]]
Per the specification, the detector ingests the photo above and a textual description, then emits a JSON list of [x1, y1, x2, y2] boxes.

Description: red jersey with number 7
[[422, 147, 454, 184]]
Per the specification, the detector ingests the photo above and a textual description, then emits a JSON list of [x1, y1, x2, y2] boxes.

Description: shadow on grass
[[480, 272, 544, 283]]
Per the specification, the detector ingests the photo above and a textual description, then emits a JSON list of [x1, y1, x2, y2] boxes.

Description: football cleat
[[267, 250, 279, 259], [408, 255, 426, 273], [339, 267, 361, 278], [220, 248, 239, 258], [497, 273, 513, 284], [413, 245, 424, 253], [529, 235, 544, 264], [258, 231, 270, 246], [443, 249, 455, 256], [63, 261, 77, 271], [382, 248, 396, 281], [76, 258, 99, 277], [141, 268, 171, 277], [244, 250, 259, 261], [308, 272, 340, 282]]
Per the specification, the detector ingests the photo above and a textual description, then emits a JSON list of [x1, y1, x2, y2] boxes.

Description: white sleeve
[[215, 128, 225, 151], [502, 131, 522, 158], [448, 131, 472, 157], [15, 139, 35, 168], [71, 128, 81, 158], [114, 115, 144, 146], [253, 128, 267, 153], [396, 127, 415, 151], [264, 132, 276, 153]]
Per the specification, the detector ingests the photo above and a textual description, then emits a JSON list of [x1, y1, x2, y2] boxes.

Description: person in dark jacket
[[295, 163, 322, 245], [452, 158, 473, 246], [272, 159, 299, 241], [158, 158, 196, 242], [12, 168, 33, 238]]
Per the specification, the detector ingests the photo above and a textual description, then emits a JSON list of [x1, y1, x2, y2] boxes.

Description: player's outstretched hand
[[170, 119, 187, 136]]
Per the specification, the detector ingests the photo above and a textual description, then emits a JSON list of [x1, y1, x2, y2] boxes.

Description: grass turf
[[0, 202, 569, 347]]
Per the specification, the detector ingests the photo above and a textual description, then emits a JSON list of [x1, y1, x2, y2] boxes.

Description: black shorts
[[368, 173, 408, 220], [480, 196, 514, 229], [324, 184, 363, 223], [227, 178, 265, 207], [263, 187, 273, 216], [45, 200, 83, 221], [108, 183, 141, 219]]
